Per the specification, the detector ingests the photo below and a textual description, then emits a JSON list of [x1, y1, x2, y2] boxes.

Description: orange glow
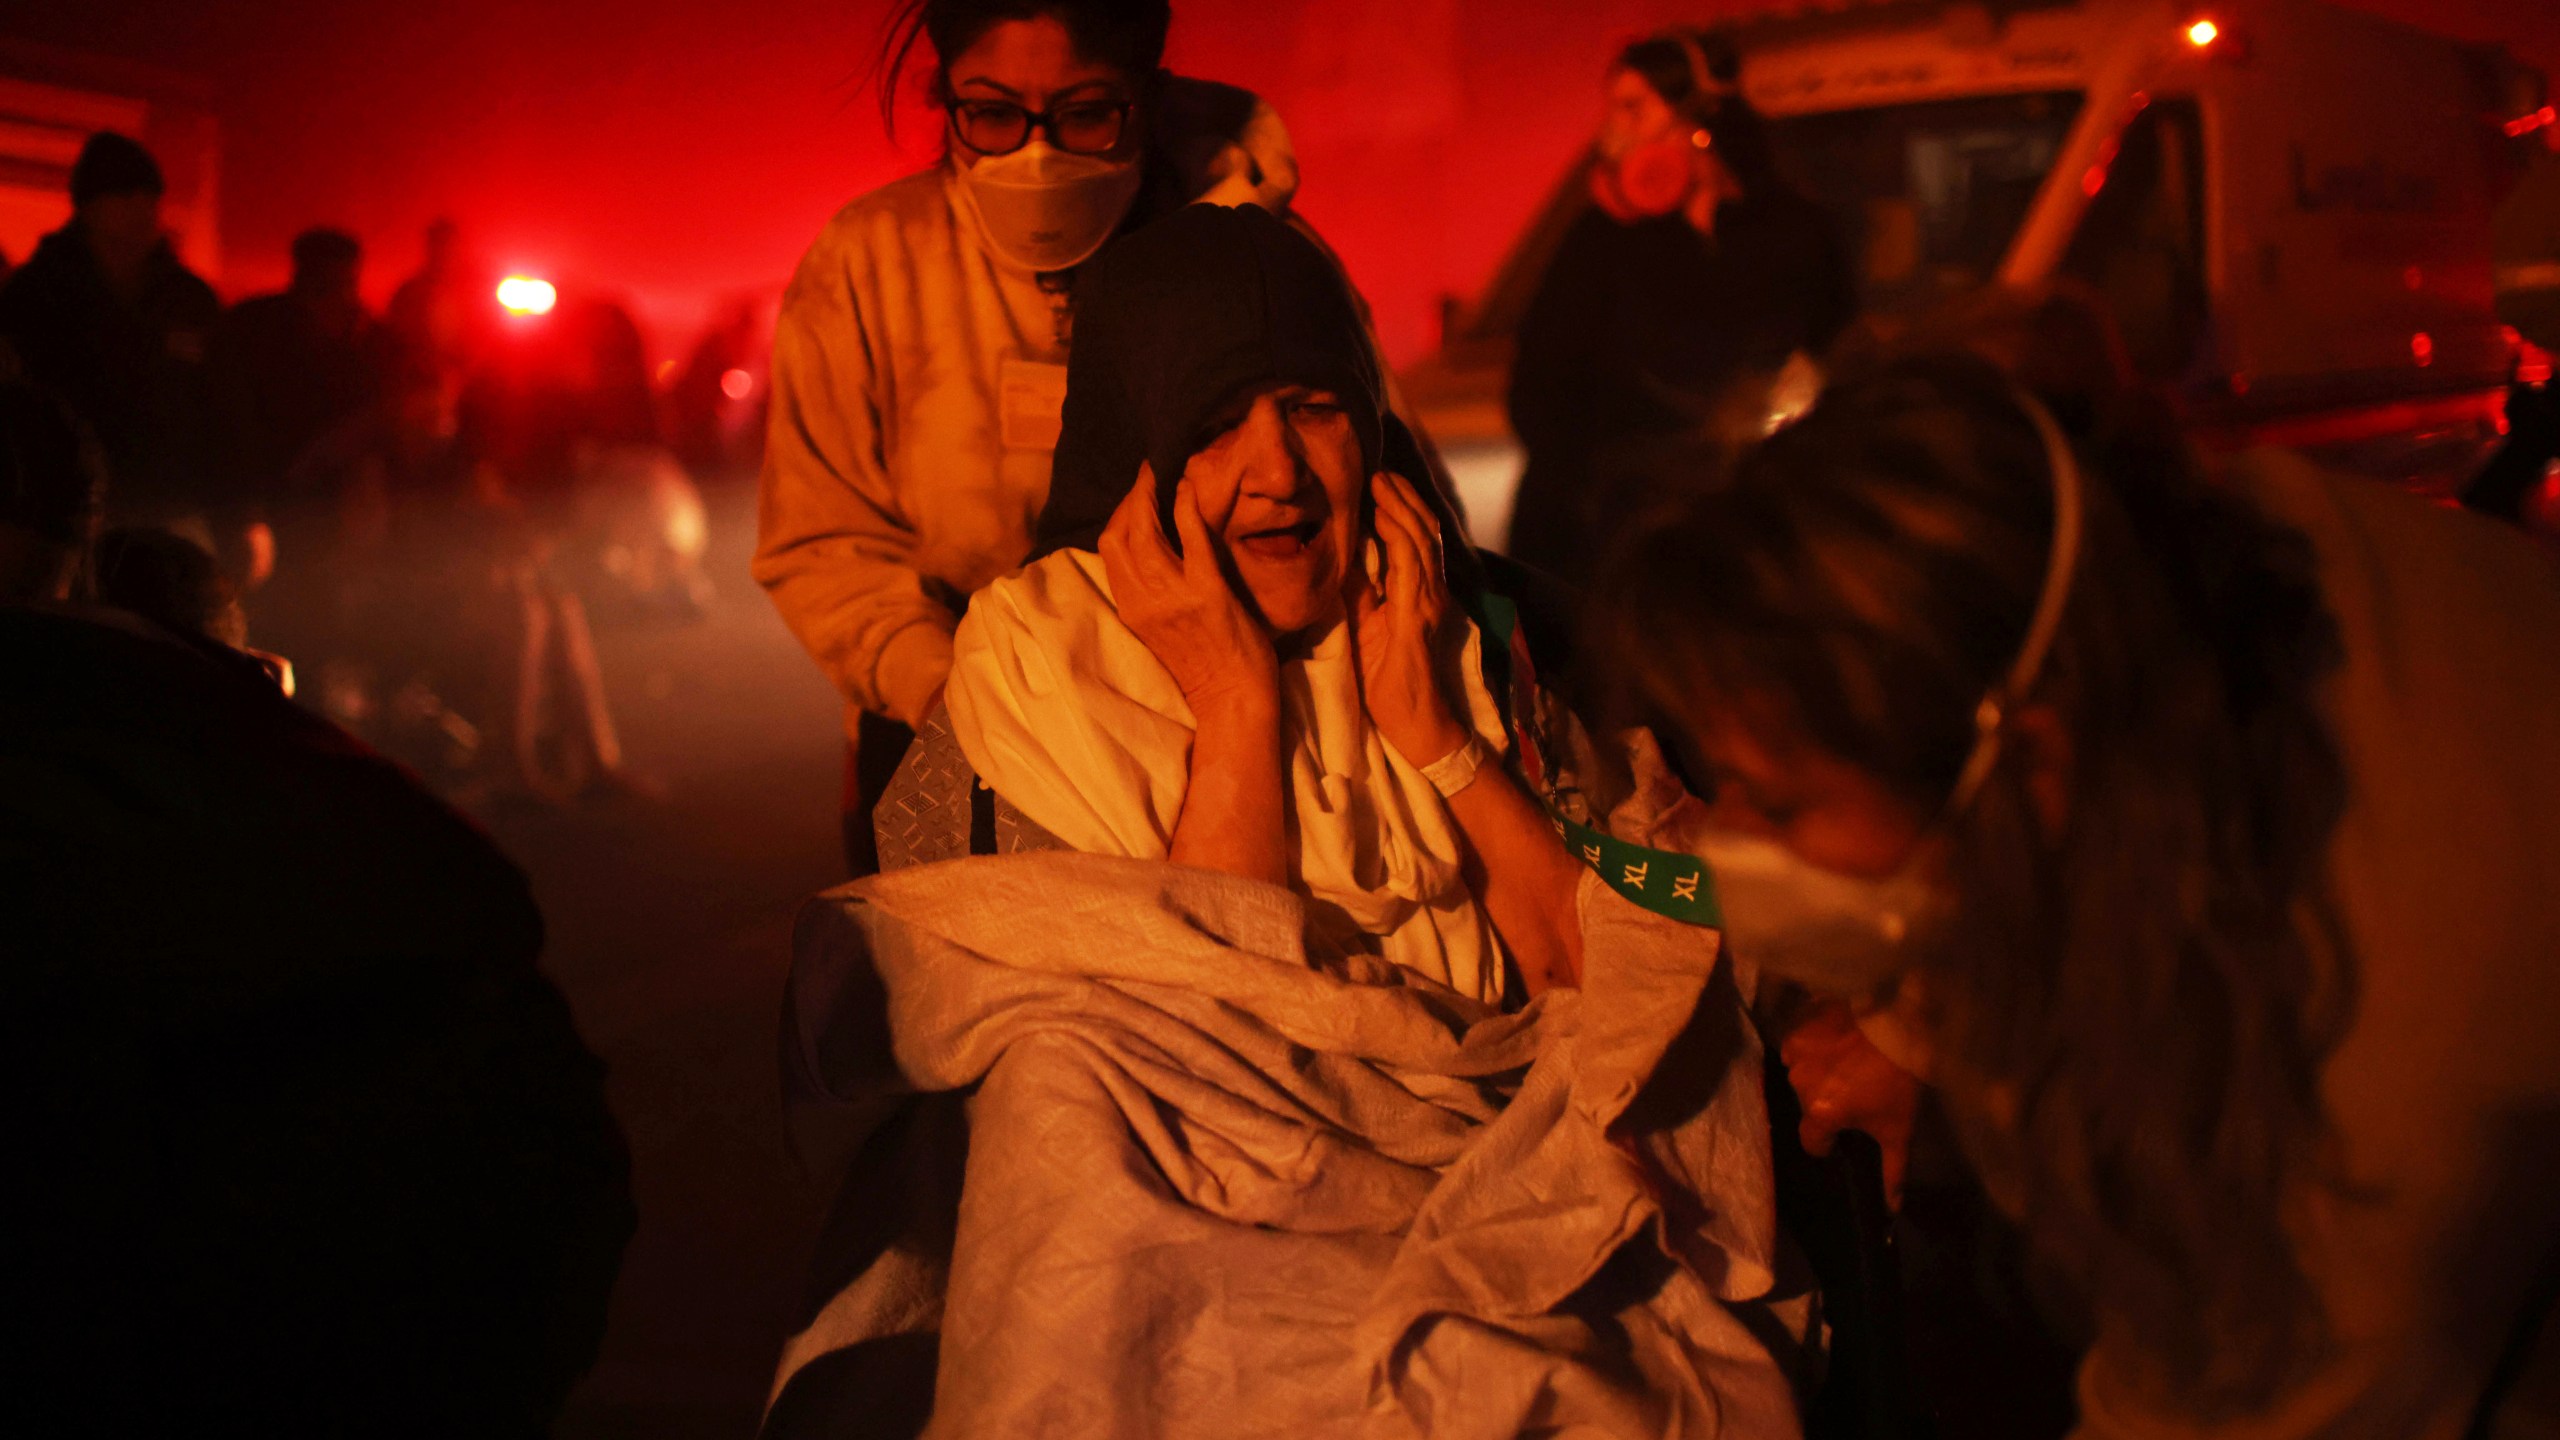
[[720, 368, 754, 401], [2186, 18, 2220, 46], [496, 276, 558, 316], [2410, 332, 2434, 367]]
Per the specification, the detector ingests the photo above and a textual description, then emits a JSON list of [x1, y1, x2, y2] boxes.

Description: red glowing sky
[[11, 0, 2558, 364]]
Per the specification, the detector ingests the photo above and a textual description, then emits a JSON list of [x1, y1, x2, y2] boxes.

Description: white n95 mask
[[958, 140, 1144, 274], [1689, 828, 1952, 996]]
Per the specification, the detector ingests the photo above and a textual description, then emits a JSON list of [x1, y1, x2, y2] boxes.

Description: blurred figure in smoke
[[95, 525, 247, 646], [1506, 29, 1852, 593], [211, 227, 384, 667], [669, 297, 765, 477], [92, 524, 299, 694], [0, 382, 104, 604], [0, 378, 633, 1438], [214, 229, 379, 508], [386, 217, 492, 386], [294, 355, 489, 777], [455, 290, 674, 803], [0, 132, 224, 539], [2464, 362, 2559, 527]]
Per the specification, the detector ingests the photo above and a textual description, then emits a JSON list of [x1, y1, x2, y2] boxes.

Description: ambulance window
[[1771, 91, 2084, 316], [2061, 100, 2208, 383]]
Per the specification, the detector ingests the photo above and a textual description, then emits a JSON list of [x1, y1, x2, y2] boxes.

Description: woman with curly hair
[[1593, 301, 2560, 1434]]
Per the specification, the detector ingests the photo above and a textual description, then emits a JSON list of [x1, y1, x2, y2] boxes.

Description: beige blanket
[[769, 850, 1806, 1438]]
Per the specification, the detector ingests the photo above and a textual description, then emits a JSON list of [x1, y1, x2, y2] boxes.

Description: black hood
[[1031, 203, 1383, 559]]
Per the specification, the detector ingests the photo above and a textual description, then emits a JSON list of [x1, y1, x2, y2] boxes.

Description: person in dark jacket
[[210, 227, 384, 666], [0, 382, 103, 604], [0, 132, 224, 529], [0, 379, 634, 1438], [1505, 29, 1853, 593], [385, 216, 492, 384], [212, 228, 381, 529]]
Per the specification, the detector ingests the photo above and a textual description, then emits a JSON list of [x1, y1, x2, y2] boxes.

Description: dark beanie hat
[[1032, 203, 1384, 558], [71, 131, 165, 206], [0, 383, 107, 544]]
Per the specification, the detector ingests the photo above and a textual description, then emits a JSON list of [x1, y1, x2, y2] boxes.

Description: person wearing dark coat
[[0, 380, 634, 1438], [1505, 30, 1853, 594], [0, 132, 224, 528], [209, 227, 386, 665], [211, 228, 381, 528]]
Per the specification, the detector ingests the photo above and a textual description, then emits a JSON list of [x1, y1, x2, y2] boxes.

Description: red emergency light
[[2505, 105, 2558, 140], [2182, 16, 2249, 62], [497, 275, 558, 316]]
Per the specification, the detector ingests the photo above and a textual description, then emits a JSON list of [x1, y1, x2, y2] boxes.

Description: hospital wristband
[[1420, 735, 1491, 797]]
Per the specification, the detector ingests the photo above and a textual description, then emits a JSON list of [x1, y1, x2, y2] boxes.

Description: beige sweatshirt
[[755, 81, 1298, 737]]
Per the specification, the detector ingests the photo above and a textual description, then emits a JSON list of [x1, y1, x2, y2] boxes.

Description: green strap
[[1554, 811, 1726, 928], [1475, 591, 1723, 929]]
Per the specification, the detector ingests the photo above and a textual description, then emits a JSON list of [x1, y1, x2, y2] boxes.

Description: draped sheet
[[769, 850, 1807, 1438]]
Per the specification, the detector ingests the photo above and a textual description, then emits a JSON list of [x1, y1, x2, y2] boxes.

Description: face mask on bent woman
[[957, 139, 1146, 273]]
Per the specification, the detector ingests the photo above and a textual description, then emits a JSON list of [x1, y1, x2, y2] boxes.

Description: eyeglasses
[[947, 97, 1134, 157]]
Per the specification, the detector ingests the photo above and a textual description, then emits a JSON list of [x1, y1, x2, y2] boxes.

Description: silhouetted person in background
[[0, 379, 634, 1437], [294, 356, 497, 774], [213, 228, 380, 536], [95, 523, 251, 649], [0, 382, 103, 605], [453, 291, 648, 802], [2464, 365, 2558, 526], [387, 216, 492, 385], [1507, 30, 1852, 593], [670, 298, 762, 476], [0, 132, 222, 531], [211, 227, 384, 669], [90, 523, 305, 695]]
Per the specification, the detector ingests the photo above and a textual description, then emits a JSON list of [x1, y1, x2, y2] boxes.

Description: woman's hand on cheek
[[1353, 471, 1470, 770], [1101, 465, 1279, 720]]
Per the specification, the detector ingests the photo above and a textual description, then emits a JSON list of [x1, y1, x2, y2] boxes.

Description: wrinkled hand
[[1352, 472, 1470, 771], [1780, 1001, 1923, 1208], [1100, 465, 1277, 718]]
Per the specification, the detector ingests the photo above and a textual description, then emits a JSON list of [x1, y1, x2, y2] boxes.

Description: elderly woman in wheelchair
[[773, 202, 1817, 1440]]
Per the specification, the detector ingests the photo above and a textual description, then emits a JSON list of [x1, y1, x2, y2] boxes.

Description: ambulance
[[1410, 0, 2557, 544]]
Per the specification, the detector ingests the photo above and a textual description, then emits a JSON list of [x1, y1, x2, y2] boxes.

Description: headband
[[1945, 388, 2086, 811]]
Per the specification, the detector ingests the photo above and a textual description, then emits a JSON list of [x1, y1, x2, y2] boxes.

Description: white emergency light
[[497, 276, 558, 316]]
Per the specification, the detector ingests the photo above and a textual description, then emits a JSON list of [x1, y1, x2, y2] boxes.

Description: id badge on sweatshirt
[[999, 358, 1069, 452]]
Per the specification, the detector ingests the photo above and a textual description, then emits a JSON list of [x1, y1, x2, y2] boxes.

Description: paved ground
[[466, 479, 845, 1438]]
